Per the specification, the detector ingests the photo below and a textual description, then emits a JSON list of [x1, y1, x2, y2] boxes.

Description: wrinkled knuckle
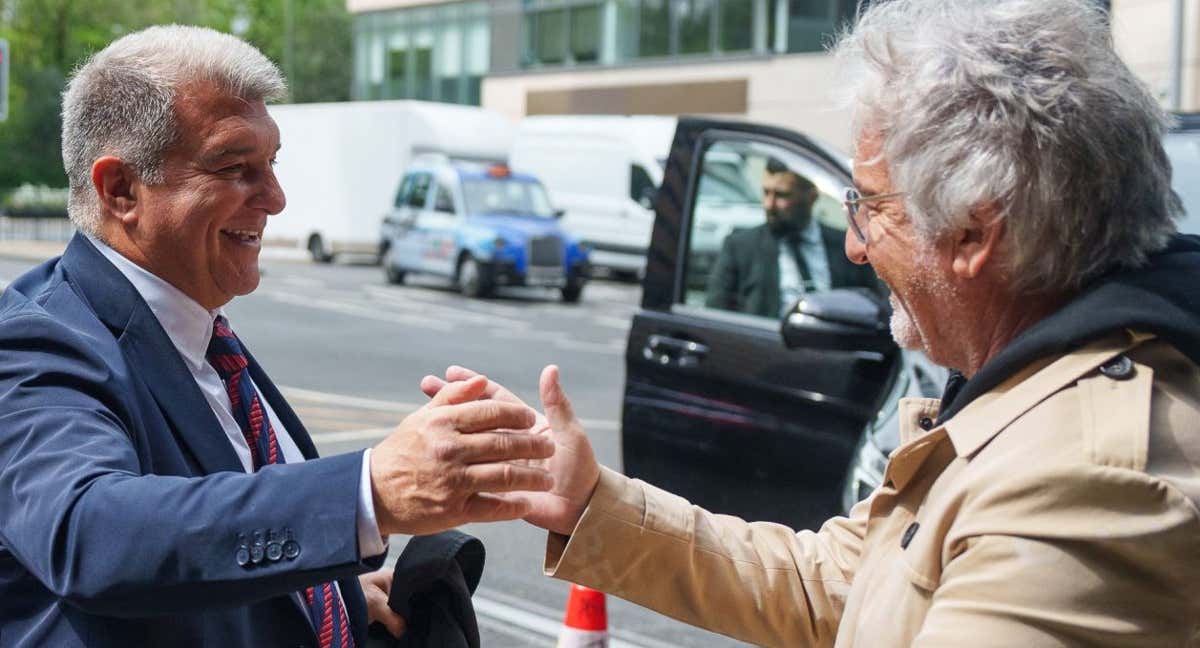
[[431, 437, 460, 463]]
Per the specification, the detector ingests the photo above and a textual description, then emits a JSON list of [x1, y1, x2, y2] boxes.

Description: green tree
[[0, 0, 352, 194]]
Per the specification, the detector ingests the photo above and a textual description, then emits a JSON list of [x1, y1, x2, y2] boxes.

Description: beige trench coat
[[545, 331, 1200, 647]]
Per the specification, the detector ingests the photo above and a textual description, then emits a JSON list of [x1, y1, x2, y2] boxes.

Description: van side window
[[684, 139, 878, 319], [630, 164, 657, 205], [407, 173, 432, 208], [434, 183, 455, 213]]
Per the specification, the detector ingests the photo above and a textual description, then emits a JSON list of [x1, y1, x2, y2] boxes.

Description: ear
[[950, 203, 1004, 279], [91, 157, 140, 225]]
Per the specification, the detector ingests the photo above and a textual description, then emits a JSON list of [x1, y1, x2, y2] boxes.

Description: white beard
[[889, 293, 924, 350]]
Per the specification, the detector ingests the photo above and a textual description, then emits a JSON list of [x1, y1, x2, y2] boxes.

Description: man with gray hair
[[0, 25, 555, 647], [425, 0, 1200, 645]]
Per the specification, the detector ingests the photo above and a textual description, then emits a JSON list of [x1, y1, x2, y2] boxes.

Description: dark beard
[[767, 216, 800, 238]]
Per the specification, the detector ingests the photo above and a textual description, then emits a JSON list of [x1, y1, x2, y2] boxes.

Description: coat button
[[1099, 354, 1134, 380], [901, 521, 920, 549], [918, 417, 934, 431]]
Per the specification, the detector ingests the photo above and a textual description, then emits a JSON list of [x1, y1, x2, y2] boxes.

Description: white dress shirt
[[778, 217, 833, 316], [87, 236, 387, 565]]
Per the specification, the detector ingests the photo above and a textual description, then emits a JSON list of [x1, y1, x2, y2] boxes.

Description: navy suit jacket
[[0, 234, 382, 647]]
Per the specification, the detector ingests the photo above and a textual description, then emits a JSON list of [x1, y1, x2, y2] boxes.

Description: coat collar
[[61, 233, 244, 474], [941, 329, 1153, 459]]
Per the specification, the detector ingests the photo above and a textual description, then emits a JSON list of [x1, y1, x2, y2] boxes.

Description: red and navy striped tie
[[207, 315, 354, 648]]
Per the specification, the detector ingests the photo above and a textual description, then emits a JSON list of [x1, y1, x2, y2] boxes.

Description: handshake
[[368, 364, 601, 538]]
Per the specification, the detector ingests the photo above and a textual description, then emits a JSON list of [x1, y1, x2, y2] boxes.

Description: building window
[[638, 0, 671, 57], [523, 1, 605, 67], [352, 1, 489, 106], [676, 0, 715, 55], [529, 8, 568, 65], [775, 0, 857, 53], [718, 0, 754, 52], [570, 4, 603, 63]]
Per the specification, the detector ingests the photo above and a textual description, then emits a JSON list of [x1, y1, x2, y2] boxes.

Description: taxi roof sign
[[486, 163, 511, 178]]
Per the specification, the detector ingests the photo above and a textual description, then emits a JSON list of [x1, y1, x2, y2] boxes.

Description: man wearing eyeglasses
[[427, 0, 1200, 646], [705, 157, 879, 317]]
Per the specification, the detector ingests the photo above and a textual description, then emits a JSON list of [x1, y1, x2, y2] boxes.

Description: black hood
[[937, 233, 1200, 423]]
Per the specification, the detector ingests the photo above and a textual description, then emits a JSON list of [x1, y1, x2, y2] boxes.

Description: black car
[[619, 117, 943, 529]]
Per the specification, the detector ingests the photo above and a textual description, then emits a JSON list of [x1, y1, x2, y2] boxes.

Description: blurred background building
[[346, 0, 1195, 150]]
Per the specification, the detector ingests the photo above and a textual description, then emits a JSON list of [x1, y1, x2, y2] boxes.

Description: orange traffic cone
[[556, 584, 608, 647]]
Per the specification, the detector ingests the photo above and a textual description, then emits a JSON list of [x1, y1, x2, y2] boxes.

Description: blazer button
[[918, 417, 934, 431], [283, 529, 301, 560], [1099, 354, 1135, 380]]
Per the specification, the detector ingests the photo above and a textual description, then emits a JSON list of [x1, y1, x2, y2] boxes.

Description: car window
[[406, 173, 432, 209], [630, 163, 657, 204], [1166, 131, 1200, 234], [433, 182, 456, 214], [393, 174, 414, 208], [462, 177, 557, 217], [684, 138, 874, 320]]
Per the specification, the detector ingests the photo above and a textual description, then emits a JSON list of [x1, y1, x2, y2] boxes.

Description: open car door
[[621, 117, 901, 529]]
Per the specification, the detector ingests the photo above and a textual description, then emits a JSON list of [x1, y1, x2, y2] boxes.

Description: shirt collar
[[798, 216, 822, 245], [86, 234, 222, 372]]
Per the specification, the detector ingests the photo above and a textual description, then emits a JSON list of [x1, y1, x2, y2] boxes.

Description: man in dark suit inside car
[[706, 157, 878, 317]]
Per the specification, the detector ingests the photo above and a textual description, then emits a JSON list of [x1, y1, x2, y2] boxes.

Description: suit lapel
[[756, 226, 781, 316], [61, 234, 243, 475]]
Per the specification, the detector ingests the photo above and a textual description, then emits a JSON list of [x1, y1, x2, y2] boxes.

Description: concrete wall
[[1112, 0, 1200, 111], [482, 53, 855, 152]]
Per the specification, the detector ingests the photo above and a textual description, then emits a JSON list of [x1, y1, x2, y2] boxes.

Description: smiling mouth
[[222, 229, 262, 247]]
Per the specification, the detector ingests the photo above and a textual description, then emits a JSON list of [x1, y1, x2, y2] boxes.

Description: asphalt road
[[0, 249, 751, 647]]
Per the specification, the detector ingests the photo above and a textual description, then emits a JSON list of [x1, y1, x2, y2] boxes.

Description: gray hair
[[833, 0, 1181, 294], [62, 25, 286, 235]]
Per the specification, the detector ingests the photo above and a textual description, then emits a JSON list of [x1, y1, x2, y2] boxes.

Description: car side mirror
[[780, 288, 896, 354]]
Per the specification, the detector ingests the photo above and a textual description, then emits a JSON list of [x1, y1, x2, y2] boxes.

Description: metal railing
[[0, 212, 75, 241]]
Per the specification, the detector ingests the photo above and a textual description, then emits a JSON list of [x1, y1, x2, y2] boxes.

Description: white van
[[508, 115, 676, 277], [267, 100, 513, 262]]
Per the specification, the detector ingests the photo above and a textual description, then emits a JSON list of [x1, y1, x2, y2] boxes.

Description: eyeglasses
[[843, 187, 907, 244]]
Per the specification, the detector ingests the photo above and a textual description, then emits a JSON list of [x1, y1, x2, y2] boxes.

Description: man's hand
[[370, 375, 554, 536], [359, 568, 405, 638], [420, 365, 601, 536]]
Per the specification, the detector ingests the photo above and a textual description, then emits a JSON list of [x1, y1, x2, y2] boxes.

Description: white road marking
[[278, 386, 421, 412], [362, 285, 532, 330], [274, 275, 326, 289], [474, 595, 655, 648], [473, 588, 679, 648], [281, 384, 620, 433], [306, 427, 394, 443], [259, 288, 455, 331]]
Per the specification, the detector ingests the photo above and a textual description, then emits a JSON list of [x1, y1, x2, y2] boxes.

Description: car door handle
[[644, 334, 709, 368]]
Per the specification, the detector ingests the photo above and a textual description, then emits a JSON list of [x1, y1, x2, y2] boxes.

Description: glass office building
[[352, 1, 491, 103], [352, 0, 861, 104], [518, 0, 859, 70], [348, 0, 1144, 148]]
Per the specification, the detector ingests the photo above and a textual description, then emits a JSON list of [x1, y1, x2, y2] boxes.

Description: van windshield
[[462, 177, 557, 218]]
